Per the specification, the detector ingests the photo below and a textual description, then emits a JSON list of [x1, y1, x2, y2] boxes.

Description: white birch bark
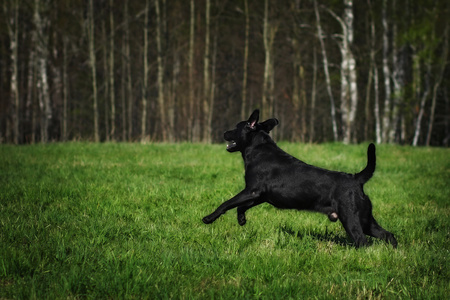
[[412, 64, 430, 146], [4, 0, 20, 144], [27, 37, 37, 143], [368, 0, 382, 144], [390, 0, 403, 143], [381, 0, 391, 143], [314, 0, 338, 141], [51, 31, 62, 142], [327, 1, 357, 144], [34, 0, 52, 143]]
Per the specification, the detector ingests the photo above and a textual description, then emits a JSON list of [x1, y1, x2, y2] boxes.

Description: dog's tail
[[355, 143, 376, 184]]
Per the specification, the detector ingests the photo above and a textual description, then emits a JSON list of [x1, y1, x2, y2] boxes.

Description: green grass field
[[0, 142, 448, 299]]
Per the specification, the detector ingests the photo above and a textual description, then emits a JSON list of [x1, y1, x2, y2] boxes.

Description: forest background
[[1, 0, 449, 146]]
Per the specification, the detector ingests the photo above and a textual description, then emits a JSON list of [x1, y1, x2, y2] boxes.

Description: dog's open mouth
[[226, 141, 237, 151]]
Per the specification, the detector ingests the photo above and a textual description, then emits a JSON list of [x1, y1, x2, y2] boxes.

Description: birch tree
[[325, 0, 358, 143], [426, 23, 448, 146], [389, 0, 405, 143], [34, 0, 52, 143], [381, 0, 391, 143], [368, 0, 381, 143], [202, 0, 212, 143], [26, 20, 37, 143], [262, 0, 278, 120], [4, 0, 20, 144], [314, 0, 338, 141]]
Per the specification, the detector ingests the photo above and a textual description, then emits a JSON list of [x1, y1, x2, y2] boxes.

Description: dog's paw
[[202, 215, 214, 224], [238, 215, 247, 226], [328, 212, 338, 222]]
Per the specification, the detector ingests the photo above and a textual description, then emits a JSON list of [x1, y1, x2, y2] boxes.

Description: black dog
[[203, 110, 397, 248]]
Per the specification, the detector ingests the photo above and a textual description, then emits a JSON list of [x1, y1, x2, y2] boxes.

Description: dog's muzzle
[[226, 141, 237, 151]]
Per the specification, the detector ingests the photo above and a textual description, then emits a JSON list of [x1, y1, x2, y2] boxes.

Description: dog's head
[[224, 109, 279, 152]]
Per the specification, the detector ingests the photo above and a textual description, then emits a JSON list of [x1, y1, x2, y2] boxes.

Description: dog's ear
[[247, 109, 260, 129], [260, 118, 279, 133]]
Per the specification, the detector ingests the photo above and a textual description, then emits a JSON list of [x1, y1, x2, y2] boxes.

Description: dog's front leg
[[237, 199, 263, 225], [202, 189, 260, 224]]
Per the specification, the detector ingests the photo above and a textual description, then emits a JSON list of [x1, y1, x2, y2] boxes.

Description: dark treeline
[[1, 0, 449, 145]]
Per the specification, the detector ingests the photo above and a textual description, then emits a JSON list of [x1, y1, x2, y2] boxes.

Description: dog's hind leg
[[363, 216, 398, 248], [338, 201, 369, 247], [341, 220, 369, 248], [203, 189, 260, 224]]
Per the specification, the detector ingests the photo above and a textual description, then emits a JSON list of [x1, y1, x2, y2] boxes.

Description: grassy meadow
[[0, 142, 448, 299]]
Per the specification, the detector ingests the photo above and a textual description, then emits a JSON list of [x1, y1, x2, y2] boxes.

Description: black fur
[[203, 109, 397, 248]]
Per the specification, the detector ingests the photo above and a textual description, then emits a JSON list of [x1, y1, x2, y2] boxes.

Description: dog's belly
[[265, 192, 330, 210], [263, 180, 333, 210]]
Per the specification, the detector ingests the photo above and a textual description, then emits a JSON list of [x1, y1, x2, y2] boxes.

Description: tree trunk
[[327, 1, 357, 144], [202, 0, 211, 143], [314, 0, 338, 141], [34, 0, 52, 143], [109, 0, 115, 141], [4, 0, 20, 144], [412, 63, 431, 146], [27, 35, 37, 143], [87, 0, 99, 142], [291, 37, 307, 142], [309, 47, 317, 143], [381, 0, 391, 143], [121, 39, 127, 141], [62, 36, 69, 142], [389, 0, 403, 143], [368, 0, 381, 144], [188, 0, 196, 142], [102, 19, 110, 141], [262, 0, 278, 120], [426, 23, 448, 146], [207, 21, 218, 143], [241, 0, 250, 120], [141, 0, 149, 142], [155, 0, 169, 142], [125, 0, 133, 141], [51, 31, 62, 143], [373, 63, 381, 144]]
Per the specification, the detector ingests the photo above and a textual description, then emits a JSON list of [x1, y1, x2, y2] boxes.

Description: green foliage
[[0, 143, 448, 299]]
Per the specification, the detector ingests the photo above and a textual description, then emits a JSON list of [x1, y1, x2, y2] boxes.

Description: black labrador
[[203, 109, 397, 248]]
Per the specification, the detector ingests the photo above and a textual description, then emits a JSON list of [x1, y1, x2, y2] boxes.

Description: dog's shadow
[[279, 225, 366, 247]]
